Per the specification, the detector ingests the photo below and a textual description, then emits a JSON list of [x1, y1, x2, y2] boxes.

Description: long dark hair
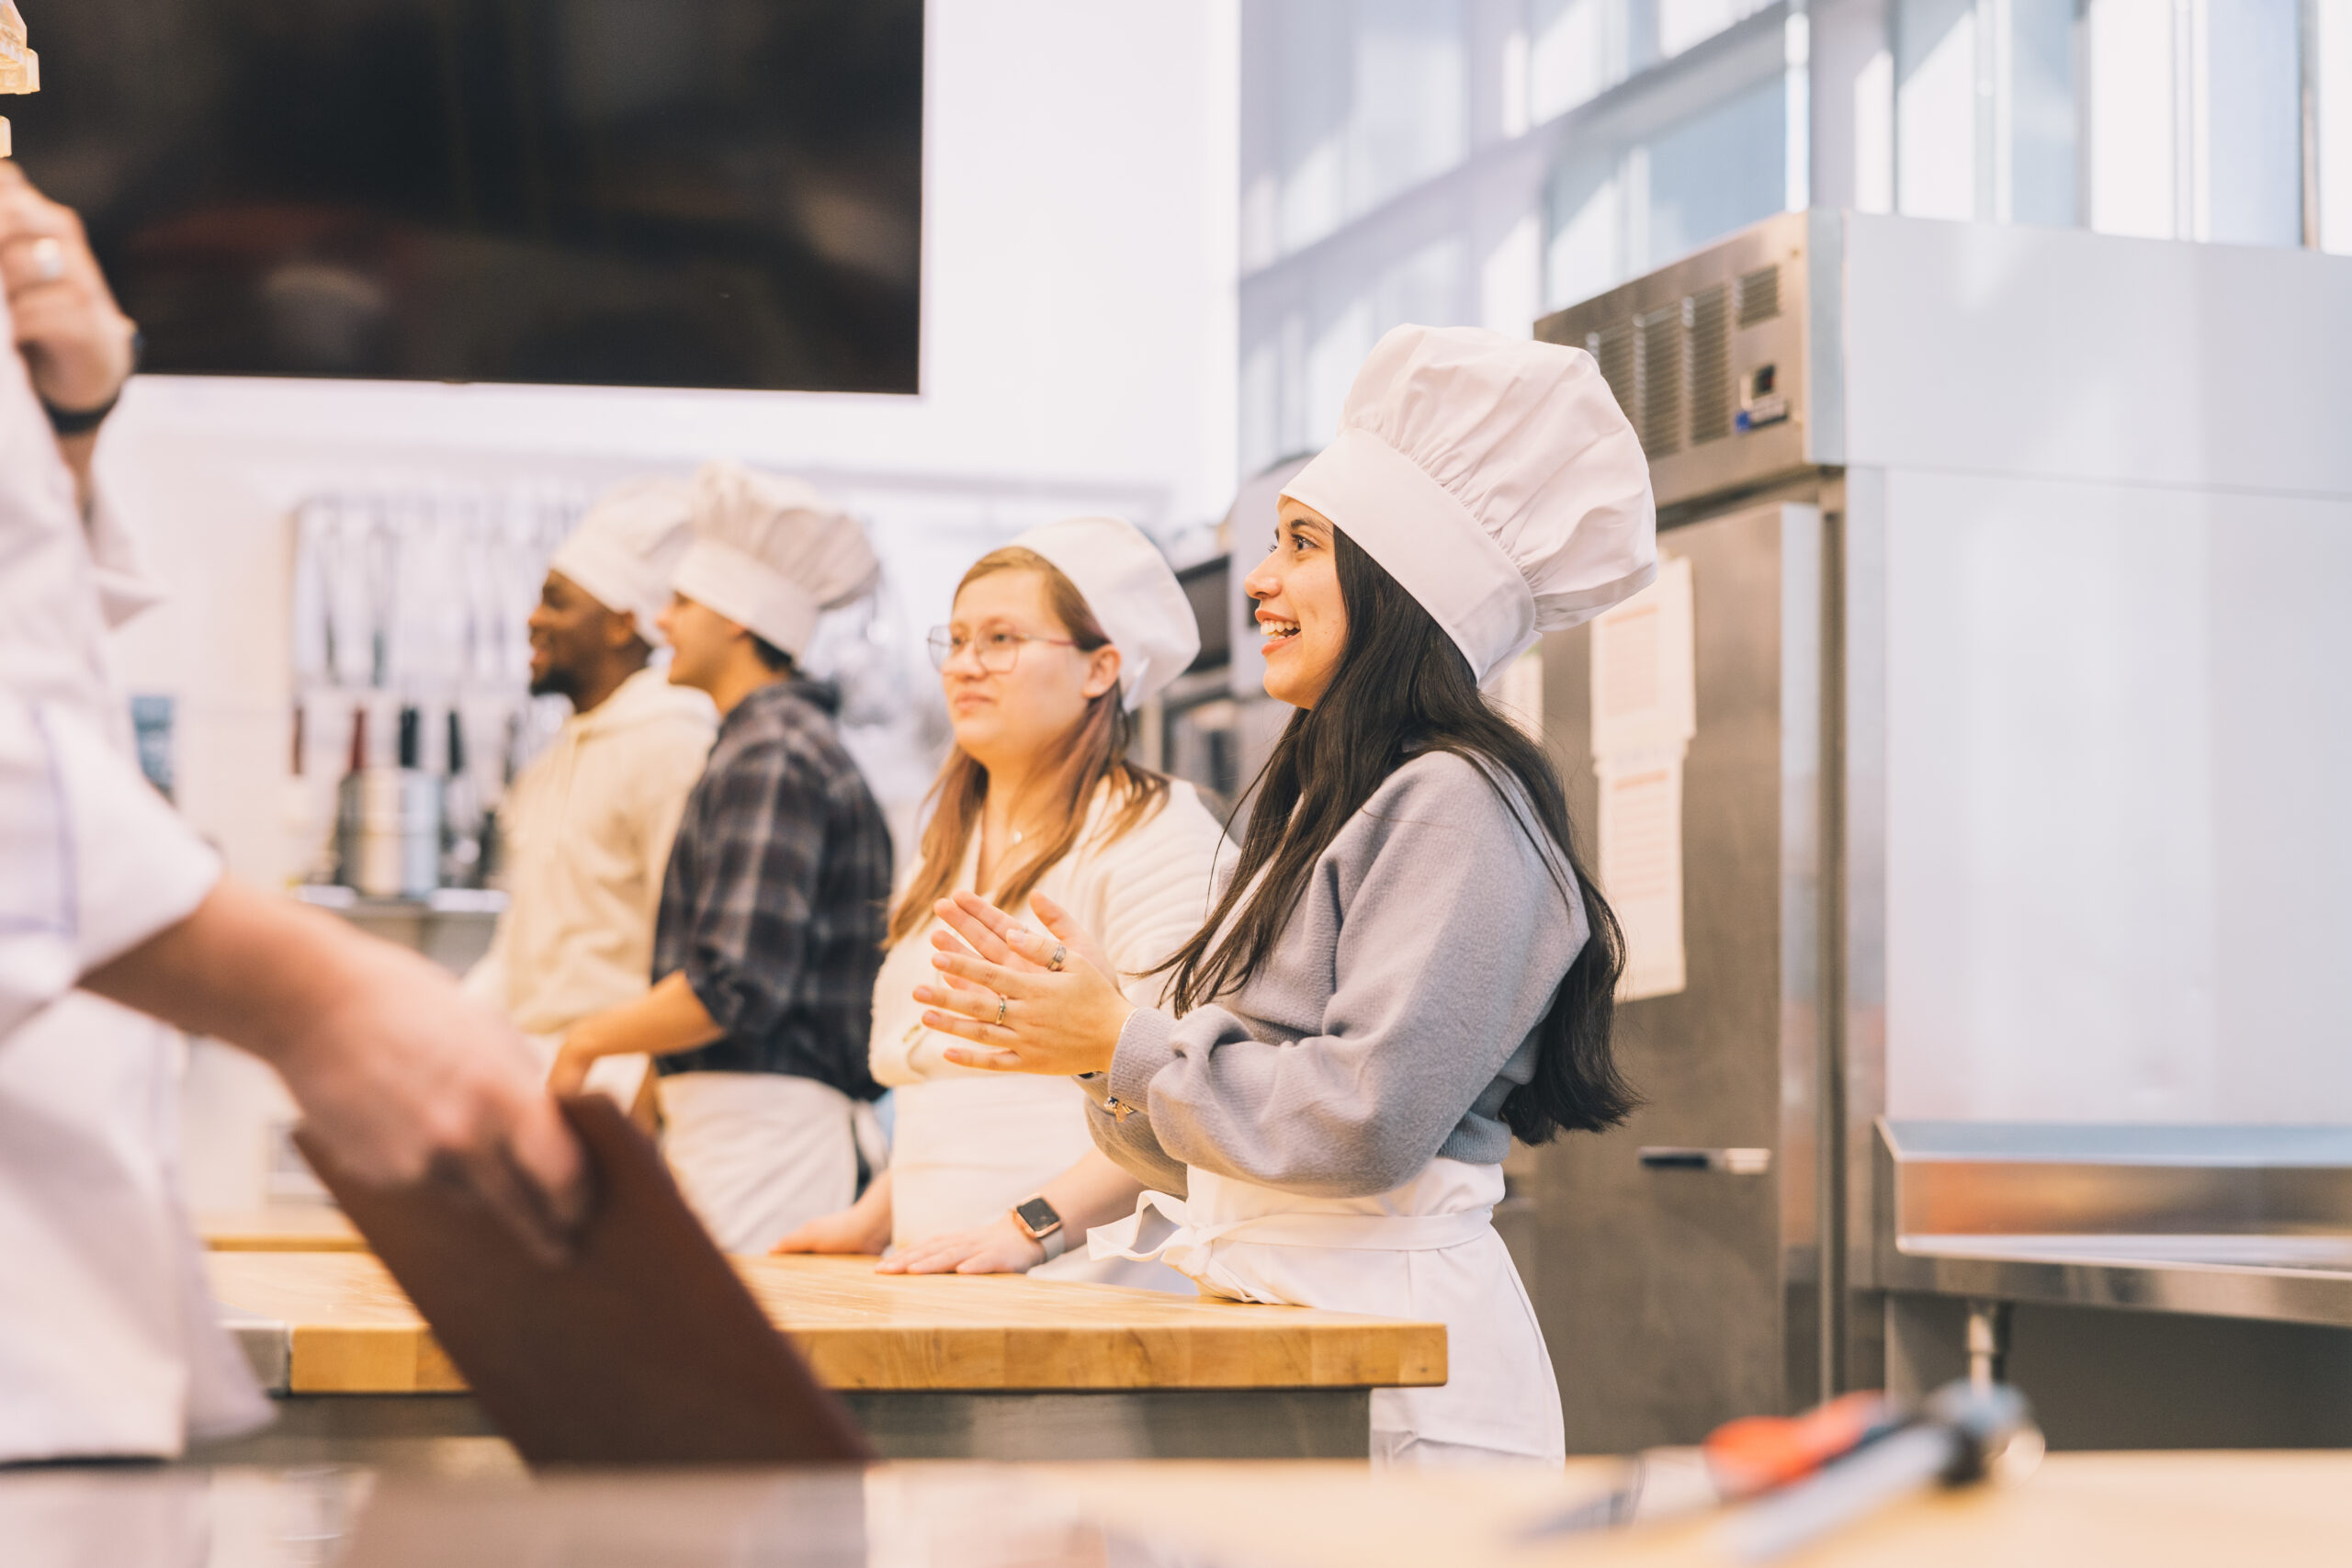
[[1159, 528, 1634, 1143], [889, 547, 1170, 945]]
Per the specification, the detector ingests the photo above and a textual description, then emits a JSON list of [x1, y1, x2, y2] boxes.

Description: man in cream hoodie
[[466, 480, 718, 1104]]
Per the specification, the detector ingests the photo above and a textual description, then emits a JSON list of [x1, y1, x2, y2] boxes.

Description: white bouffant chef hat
[[1280, 323, 1657, 687], [547, 477, 695, 645], [1009, 515, 1200, 712], [670, 461, 880, 660]]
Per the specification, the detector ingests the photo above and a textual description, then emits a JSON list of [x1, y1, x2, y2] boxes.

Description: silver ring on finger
[[1047, 942, 1068, 972], [29, 236, 66, 284], [994, 995, 1008, 1027]]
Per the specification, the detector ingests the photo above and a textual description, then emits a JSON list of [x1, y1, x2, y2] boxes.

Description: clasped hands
[[914, 891, 1134, 1077]]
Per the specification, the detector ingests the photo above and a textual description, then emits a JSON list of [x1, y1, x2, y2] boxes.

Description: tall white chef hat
[[546, 476, 695, 645], [670, 461, 880, 661], [1007, 515, 1200, 712], [1280, 323, 1657, 687]]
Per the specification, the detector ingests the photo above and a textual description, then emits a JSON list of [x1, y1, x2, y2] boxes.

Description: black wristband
[[42, 331, 143, 437], [43, 391, 119, 436]]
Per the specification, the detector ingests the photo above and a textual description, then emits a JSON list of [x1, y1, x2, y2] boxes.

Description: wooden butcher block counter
[[204, 1251, 1444, 1464], [21, 1453, 2352, 1565], [198, 1206, 366, 1252]]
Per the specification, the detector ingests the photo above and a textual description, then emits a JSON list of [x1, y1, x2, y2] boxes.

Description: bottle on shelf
[[283, 698, 336, 886], [335, 701, 444, 898], [440, 707, 484, 888]]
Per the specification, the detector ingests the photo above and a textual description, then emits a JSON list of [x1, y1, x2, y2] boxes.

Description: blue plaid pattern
[[652, 679, 889, 1099]]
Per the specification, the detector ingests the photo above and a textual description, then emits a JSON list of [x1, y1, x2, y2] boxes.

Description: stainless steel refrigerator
[[1523, 209, 2352, 1450], [1528, 210, 1842, 1450]]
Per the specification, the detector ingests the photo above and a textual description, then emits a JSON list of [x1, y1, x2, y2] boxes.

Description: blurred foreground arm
[[86, 879, 590, 1264], [1, 693, 587, 1264], [0, 161, 138, 508]]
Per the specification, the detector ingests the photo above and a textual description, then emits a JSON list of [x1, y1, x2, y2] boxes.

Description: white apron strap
[[1088, 1190, 1497, 1263], [1086, 1190, 1196, 1264]]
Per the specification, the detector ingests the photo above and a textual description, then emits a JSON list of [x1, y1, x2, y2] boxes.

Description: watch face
[[1014, 1197, 1062, 1236]]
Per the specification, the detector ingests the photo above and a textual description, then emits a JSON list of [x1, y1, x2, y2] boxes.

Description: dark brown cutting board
[[296, 1095, 872, 1466]]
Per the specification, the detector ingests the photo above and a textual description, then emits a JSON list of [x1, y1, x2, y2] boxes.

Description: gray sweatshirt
[[1084, 750, 1590, 1200]]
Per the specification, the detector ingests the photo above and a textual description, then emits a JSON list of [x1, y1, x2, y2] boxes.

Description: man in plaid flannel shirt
[[549, 464, 890, 1252]]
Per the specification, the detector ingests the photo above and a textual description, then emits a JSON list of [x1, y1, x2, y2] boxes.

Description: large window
[[1893, 0, 2076, 225], [1249, 0, 1470, 265], [2327, 0, 2352, 253], [1238, 0, 1795, 473], [1544, 74, 1791, 306], [1238, 0, 2346, 481], [1889, 0, 2313, 245]]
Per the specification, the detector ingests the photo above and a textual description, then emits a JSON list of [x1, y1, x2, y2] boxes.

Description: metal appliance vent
[[1688, 284, 1732, 446], [1589, 321, 1638, 430], [1533, 210, 1807, 511], [1637, 302, 1684, 457]]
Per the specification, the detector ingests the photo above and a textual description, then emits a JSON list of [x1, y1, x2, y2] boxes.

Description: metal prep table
[[1873, 1120, 2352, 1446], [1879, 1119, 2352, 1350]]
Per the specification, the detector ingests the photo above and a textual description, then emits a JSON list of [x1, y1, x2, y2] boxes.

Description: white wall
[[101, 0, 1240, 887]]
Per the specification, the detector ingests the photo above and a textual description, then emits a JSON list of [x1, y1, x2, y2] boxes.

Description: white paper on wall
[[1590, 554, 1696, 758], [1589, 554, 1694, 999], [1597, 751, 1688, 1001]]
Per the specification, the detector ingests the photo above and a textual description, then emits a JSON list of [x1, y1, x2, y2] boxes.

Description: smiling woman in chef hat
[[551, 461, 895, 1254], [775, 515, 1223, 1287], [911, 324, 1657, 1463]]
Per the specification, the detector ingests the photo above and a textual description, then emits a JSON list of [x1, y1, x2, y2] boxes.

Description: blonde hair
[[888, 547, 1172, 944]]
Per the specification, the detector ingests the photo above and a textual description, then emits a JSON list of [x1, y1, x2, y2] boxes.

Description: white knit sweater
[[870, 775, 1225, 1263], [870, 776, 1225, 1085]]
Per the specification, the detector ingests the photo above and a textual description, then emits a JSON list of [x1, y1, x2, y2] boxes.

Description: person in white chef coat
[[465, 479, 718, 1108], [910, 325, 1657, 1465], [0, 161, 582, 1465], [773, 517, 1222, 1285], [550, 463, 892, 1253]]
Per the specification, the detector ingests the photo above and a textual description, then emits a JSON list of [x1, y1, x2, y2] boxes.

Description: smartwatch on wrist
[[1010, 1195, 1066, 1262]]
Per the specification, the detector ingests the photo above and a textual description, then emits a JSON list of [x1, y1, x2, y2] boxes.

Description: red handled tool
[[1528, 1391, 1905, 1535]]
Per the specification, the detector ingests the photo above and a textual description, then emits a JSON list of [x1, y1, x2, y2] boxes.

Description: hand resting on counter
[[876, 1213, 1046, 1276], [771, 1170, 894, 1258]]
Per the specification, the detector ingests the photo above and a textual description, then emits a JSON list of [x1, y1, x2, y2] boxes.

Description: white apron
[[658, 1073, 856, 1254], [890, 1074, 1182, 1290], [1091, 1157, 1565, 1462]]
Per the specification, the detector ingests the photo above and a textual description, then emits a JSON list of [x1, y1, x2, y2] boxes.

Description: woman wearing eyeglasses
[[772, 516, 1222, 1282]]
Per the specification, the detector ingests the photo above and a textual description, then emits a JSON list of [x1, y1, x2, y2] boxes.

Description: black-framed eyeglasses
[[926, 626, 1078, 673]]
